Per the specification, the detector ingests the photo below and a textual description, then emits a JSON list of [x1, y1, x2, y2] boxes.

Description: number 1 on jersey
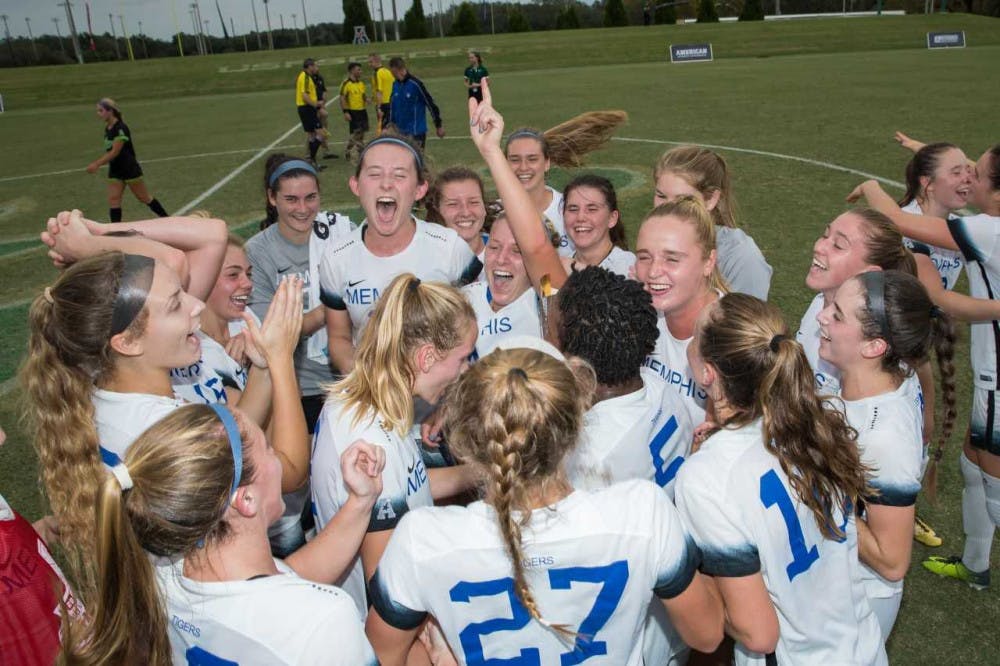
[[759, 470, 819, 581]]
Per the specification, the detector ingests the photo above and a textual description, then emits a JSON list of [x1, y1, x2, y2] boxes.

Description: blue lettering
[[171, 614, 201, 638], [406, 458, 428, 495], [347, 287, 381, 305], [170, 361, 203, 380], [480, 316, 513, 337]]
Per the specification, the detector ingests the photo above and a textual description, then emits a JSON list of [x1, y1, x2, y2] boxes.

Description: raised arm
[[847, 180, 958, 251], [469, 81, 567, 290]]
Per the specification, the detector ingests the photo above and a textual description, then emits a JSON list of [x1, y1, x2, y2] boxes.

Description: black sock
[[146, 198, 168, 217], [308, 138, 320, 161], [110, 207, 122, 222]]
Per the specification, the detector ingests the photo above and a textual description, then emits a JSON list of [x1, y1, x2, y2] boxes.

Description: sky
[[0, 0, 460, 42]]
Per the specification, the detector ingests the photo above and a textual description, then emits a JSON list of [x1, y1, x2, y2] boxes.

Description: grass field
[[1, 13, 998, 663]]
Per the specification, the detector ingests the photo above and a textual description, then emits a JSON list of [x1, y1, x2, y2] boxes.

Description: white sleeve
[[368, 513, 428, 629], [642, 483, 699, 599], [309, 406, 347, 530], [318, 245, 346, 310], [858, 427, 921, 507], [297, 596, 378, 665], [449, 235, 482, 285], [674, 458, 760, 577], [948, 214, 1000, 266]]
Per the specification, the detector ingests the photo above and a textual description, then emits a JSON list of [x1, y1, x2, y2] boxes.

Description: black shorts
[[468, 87, 483, 102], [108, 159, 143, 182], [348, 109, 369, 133], [297, 105, 320, 133], [379, 103, 391, 126]]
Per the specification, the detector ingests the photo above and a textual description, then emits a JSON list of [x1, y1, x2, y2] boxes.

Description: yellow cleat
[[913, 516, 942, 547]]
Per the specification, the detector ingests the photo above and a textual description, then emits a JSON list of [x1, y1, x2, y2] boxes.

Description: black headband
[[110, 254, 155, 336], [861, 271, 890, 339]]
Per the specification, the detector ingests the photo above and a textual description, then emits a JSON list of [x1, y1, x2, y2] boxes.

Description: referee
[[296, 58, 325, 169]]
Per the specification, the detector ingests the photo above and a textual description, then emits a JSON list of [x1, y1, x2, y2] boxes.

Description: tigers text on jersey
[[369, 480, 699, 666], [319, 219, 481, 344], [156, 557, 376, 665], [310, 395, 433, 616], [92, 388, 185, 467], [797, 293, 842, 395], [901, 201, 964, 290], [170, 323, 250, 405], [566, 368, 693, 498], [841, 374, 924, 600], [643, 316, 708, 426], [463, 281, 543, 359], [948, 213, 1000, 390], [675, 420, 886, 666], [543, 186, 575, 257]]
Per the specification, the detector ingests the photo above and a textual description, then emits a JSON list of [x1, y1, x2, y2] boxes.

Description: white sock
[[960, 454, 994, 573], [984, 467, 1000, 529]]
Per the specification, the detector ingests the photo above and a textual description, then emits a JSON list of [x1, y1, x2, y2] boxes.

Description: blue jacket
[[389, 73, 442, 137]]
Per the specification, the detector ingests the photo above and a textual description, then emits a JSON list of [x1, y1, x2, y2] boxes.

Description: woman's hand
[[846, 179, 879, 204], [342, 439, 386, 509], [894, 131, 925, 154], [243, 276, 304, 368], [468, 79, 504, 159], [41, 210, 96, 267]]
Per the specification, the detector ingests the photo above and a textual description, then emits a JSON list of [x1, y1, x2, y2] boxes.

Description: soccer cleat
[[922, 555, 990, 590], [913, 516, 942, 547]]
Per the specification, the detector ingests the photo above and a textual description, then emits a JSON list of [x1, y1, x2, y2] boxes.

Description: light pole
[[300, 0, 311, 47], [0, 15, 14, 65], [25, 18, 39, 62], [204, 20, 213, 53], [291, 13, 299, 45], [263, 0, 274, 50], [250, 0, 262, 49], [52, 17, 65, 54], [109, 12, 121, 59], [138, 20, 149, 58], [119, 14, 135, 61], [59, 1, 85, 63], [390, 0, 399, 41]]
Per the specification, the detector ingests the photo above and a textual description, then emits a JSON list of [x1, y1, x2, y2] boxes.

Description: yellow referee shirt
[[340, 79, 367, 111], [296, 71, 317, 107], [372, 67, 394, 106]]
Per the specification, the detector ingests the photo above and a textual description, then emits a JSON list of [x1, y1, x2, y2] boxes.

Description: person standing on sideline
[[340, 62, 370, 162], [369, 53, 395, 134], [388, 57, 444, 149], [86, 98, 168, 222], [296, 58, 326, 170], [463, 51, 489, 102], [311, 63, 338, 160]]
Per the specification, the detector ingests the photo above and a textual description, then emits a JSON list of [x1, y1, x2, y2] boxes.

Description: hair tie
[[407, 277, 421, 293], [508, 367, 528, 381], [267, 159, 318, 189], [861, 271, 891, 339], [210, 404, 244, 497], [43, 287, 54, 304], [769, 334, 787, 353], [110, 463, 133, 491], [929, 305, 943, 320], [358, 136, 424, 172]]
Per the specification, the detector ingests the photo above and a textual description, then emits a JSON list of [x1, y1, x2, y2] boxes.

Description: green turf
[[1, 14, 998, 663]]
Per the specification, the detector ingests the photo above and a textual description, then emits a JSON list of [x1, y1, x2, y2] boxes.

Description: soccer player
[[369, 53, 395, 133], [86, 98, 168, 222], [340, 62, 370, 162], [653, 145, 772, 299], [57, 404, 378, 665], [561, 174, 635, 276], [463, 51, 489, 102], [365, 346, 724, 664], [818, 270, 956, 640], [311, 63, 338, 160], [319, 135, 480, 374], [311, 275, 479, 619], [849, 143, 1000, 591], [296, 58, 326, 169], [675, 293, 887, 665], [387, 56, 444, 149], [635, 197, 727, 427], [425, 166, 490, 268]]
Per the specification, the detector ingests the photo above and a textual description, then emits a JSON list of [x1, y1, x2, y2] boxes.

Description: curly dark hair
[[556, 265, 657, 387]]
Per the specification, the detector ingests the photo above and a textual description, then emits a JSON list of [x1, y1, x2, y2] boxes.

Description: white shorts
[[970, 387, 1000, 455]]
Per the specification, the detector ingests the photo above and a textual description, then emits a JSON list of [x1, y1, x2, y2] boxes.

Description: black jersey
[[104, 120, 143, 180], [312, 72, 327, 102]]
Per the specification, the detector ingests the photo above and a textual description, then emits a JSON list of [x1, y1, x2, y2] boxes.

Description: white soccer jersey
[[170, 331, 247, 406], [369, 480, 699, 666], [675, 421, 886, 666], [599, 245, 637, 278], [567, 368, 693, 498], [797, 293, 842, 395], [901, 201, 964, 290], [643, 316, 708, 426], [318, 218, 481, 344], [543, 186, 574, 257], [715, 226, 773, 300], [92, 389, 185, 467], [948, 213, 1000, 390], [841, 374, 924, 601], [310, 395, 433, 616], [156, 557, 376, 666], [463, 281, 543, 359]]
